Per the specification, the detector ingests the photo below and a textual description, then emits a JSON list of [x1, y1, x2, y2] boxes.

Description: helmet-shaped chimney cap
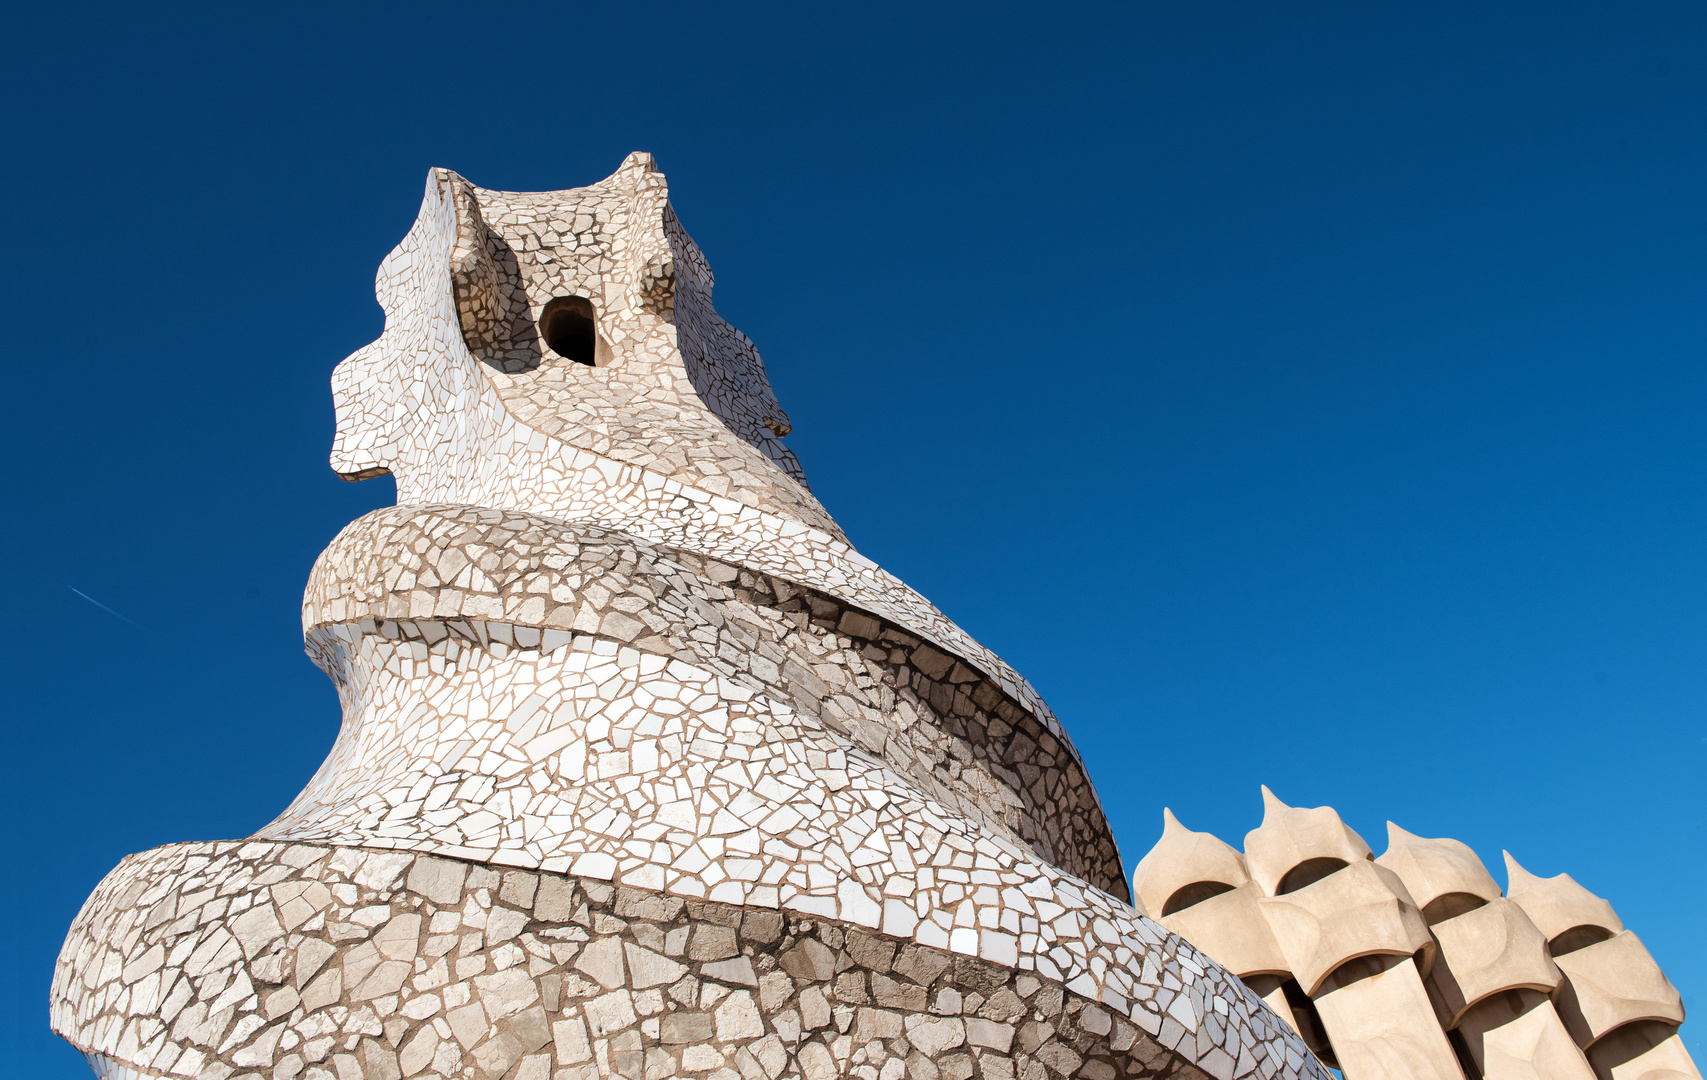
[[1243, 786, 1372, 897], [1502, 851, 1623, 942], [1131, 808, 1249, 918], [1376, 822, 1501, 923]]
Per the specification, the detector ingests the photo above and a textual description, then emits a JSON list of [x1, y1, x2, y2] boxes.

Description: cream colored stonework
[[1133, 796, 1699, 1080]]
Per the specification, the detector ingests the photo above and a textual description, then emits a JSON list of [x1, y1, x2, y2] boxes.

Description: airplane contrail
[[69, 587, 142, 628]]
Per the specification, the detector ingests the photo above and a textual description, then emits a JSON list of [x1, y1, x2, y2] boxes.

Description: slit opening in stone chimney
[[539, 296, 604, 366], [1277, 978, 1340, 1071], [1446, 1026, 1484, 1079], [1587, 1020, 1684, 1078], [1548, 923, 1616, 956], [1276, 857, 1349, 895], [1421, 892, 1489, 925], [1161, 880, 1237, 916]]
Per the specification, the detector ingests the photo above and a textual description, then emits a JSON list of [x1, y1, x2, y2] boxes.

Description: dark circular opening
[[538, 296, 598, 366]]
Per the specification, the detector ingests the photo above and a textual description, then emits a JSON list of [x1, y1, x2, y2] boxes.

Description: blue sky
[[3, 1, 1703, 1073]]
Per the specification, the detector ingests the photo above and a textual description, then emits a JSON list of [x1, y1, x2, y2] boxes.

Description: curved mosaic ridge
[[53, 155, 1332, 1080], [55, 842, 1322, 1080], [294, 505, 1124, 894]]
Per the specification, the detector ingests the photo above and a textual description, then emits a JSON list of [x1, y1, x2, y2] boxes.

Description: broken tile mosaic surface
[[53, 154, 1331, 1080], [58, 843, 1319, 1080]]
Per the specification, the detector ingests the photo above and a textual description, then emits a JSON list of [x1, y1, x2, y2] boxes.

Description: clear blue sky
[[3, 2, 1702, 1073]]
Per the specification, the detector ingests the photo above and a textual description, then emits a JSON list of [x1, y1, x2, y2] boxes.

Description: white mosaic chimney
[[52, 155, 1333, 1080]]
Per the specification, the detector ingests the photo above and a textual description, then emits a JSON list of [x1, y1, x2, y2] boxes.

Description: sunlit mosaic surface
[[52, 154, 1330, 1080]]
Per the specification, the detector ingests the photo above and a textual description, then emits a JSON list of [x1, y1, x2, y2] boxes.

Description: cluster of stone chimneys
[[1132, 788, 1696, 1080]]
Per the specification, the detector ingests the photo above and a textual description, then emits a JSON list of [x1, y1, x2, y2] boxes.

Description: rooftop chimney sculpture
[[1133, 791, 1698, 1080], [52, 156, 1332, 1080]]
